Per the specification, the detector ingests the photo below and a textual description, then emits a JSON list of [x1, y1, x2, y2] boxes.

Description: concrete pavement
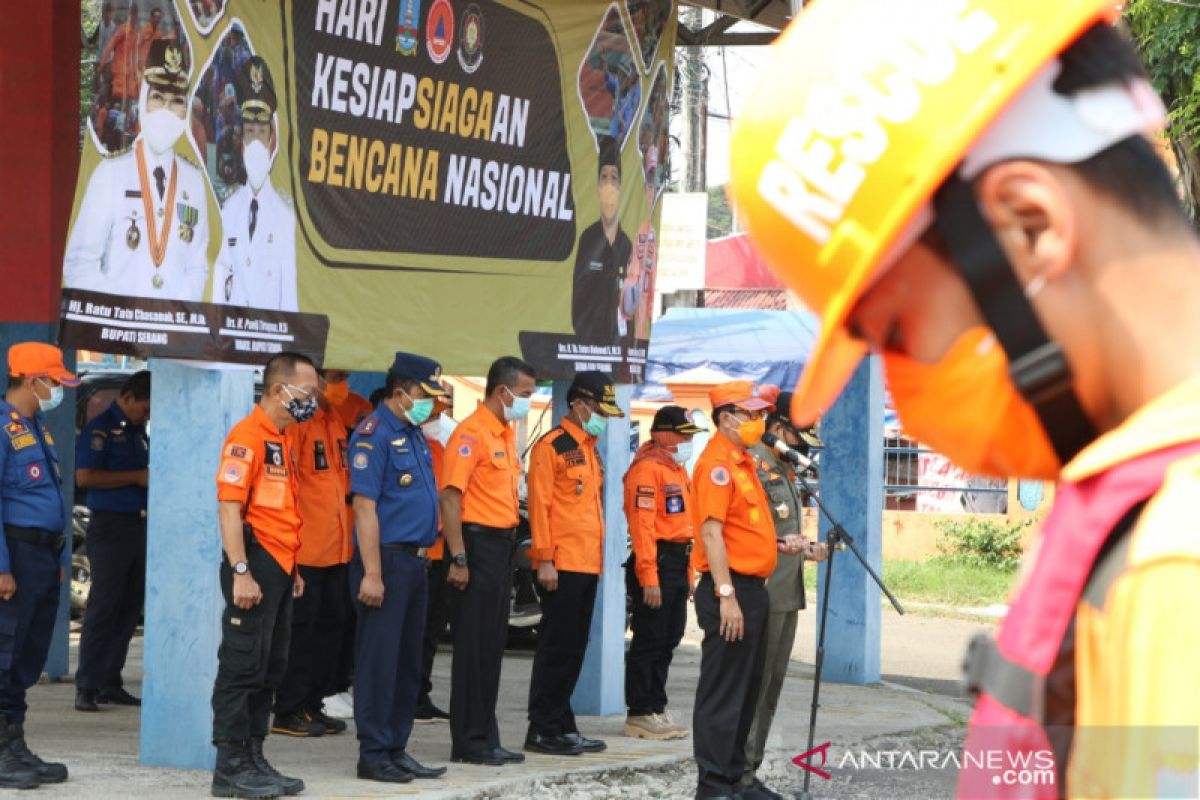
[[16, 606, 992, 798]]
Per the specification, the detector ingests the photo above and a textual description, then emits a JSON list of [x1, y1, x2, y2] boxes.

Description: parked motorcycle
[[70, 505, 91, 618]]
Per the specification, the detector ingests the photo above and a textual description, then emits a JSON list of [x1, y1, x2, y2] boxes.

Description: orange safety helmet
[[730, 0, 1123, 426]]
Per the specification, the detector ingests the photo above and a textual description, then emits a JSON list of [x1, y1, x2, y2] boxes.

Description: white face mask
[[671, 440, 694, 466], [502, 386, 532, 421], [242, 138, 273, 191], [36, 379, 63, 413]]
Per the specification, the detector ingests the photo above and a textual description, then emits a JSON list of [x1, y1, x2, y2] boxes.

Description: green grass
[[802, 559, 1017, 609]]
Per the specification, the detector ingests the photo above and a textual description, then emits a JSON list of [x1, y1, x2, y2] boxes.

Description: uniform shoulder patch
[[636, 484, 655, 497], [219, 458, 249, 487], [636, 496, 654, 510], [709, 465, 731, 487], [90, 434, 106, 451], [357, 415, 379, 436], [457, 442, 472, 458], [549, 428, 579, 456], [352, 450, 371, 470], [225, 443, 252, 461]]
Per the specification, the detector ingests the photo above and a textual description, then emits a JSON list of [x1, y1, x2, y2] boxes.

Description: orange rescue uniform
[[428, 438, 446, 559], [691, 432, 777, 579], [441, 405, 520, 528], [624, 442, 696, 587], [331, 391, 373, 433], [527, 418, 604, 573], [215, 405, 302, 574], [285, 406, 352, 568]]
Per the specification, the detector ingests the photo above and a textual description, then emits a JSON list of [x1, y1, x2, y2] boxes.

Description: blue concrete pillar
[[0, 323, 74, 681], [573, 383, 632, 715], [140, 359, 254, 768], [817, 356, 884, 685]]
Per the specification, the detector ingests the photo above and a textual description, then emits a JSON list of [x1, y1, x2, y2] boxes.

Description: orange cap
[[709, 381, 773, 412], [8, 343, 80, 387]]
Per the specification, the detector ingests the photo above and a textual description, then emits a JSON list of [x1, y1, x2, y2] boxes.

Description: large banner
[[64, 0, 676, 379]]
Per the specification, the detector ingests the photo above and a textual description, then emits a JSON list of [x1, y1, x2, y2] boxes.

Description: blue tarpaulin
[[638, 308, 820, 400]]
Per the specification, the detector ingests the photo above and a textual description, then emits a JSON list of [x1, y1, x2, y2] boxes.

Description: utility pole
[[680, 5, 707, 193]]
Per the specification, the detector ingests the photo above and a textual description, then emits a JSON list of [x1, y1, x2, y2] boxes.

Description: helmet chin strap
[[932, 173, 1097, 465]]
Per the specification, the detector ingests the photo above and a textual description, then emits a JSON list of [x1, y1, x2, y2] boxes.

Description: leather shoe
[[356, 759, 414, 783], [74, 689, 98, 712], [96, 687, 141, 706], [562, 732, 606, 753], [493, 746, 525, 763], [392, 751, 446, 779], [451, 749, 505, 766], [523, 733, 584, 756]]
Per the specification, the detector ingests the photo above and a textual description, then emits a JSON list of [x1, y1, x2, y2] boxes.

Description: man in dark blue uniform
[[74, 369, 150, 712], [0, 343, 78, 788], [348, 353, 449, 784]]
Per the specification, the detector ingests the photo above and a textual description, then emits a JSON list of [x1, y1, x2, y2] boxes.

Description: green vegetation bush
[[935, 517, 1029, 572]]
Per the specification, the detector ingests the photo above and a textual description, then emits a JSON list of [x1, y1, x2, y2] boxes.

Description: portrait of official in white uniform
[[212, 55, 297, 312], [64, 39, 210, 302]]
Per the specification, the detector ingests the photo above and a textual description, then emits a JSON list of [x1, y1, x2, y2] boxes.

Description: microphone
[[761, 432, 814, 471]]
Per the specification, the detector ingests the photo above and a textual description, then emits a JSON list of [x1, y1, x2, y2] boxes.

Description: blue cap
[[388, 352, 447, 397]]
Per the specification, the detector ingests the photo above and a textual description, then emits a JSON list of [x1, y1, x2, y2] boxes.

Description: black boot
[[6, 723, 66, 783], [248, 738, 304, 796], [211, 741, 282, 799], [0, 723, 39, 789]]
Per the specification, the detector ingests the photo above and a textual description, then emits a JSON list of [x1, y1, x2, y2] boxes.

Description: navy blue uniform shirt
[[0, 400, 68, 572], [76, 401, 149, 514], [349, 403, 438, 547]]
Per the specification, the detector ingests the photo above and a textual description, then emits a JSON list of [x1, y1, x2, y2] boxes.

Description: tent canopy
[[639, 307, 819, 400]]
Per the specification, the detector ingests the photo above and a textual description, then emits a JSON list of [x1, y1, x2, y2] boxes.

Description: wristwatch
[[717, 583, 734, 598], [233, 561, 250, 576], [451, 552, 468, 567]]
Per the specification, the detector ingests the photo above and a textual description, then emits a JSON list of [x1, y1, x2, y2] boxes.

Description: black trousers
[[211, 539, 293, 744], [625, 542, 690, 716], [420, 554, 450, 706], [693, 572, 770, 797], [0, 535, 61, 725], [273, 562, 349, 717], [449, 525, 515, 757], [76, 510, 146, 692], [351, 550, 427, 761], [333, 599, 356, 694], [527, 570, 598, 737]]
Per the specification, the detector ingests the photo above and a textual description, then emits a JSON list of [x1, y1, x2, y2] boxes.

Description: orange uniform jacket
[[286, 406, 352, 568], [215, 405, 302, 574], [527, 418, 604, 574], [331, 392, 373, 433], [624, 442, 696, 588], [441, 405, 520, 528], [691, 432, 777, 579]]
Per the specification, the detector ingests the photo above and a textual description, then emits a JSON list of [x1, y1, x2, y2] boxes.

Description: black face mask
[[283, 385, 317, 423]]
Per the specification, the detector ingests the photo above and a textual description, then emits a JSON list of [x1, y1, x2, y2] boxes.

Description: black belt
[[5, 525, 65, 553], [657, 540, 693, 556], [91, 509, 148, 519], [699, 571, 766, 587], [382, 542, 430, 559], [463, 523, 518, 541]]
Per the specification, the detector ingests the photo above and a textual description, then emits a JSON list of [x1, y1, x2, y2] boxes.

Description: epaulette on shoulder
[[546, 427, 580, 456], [357, 414, 379, 436]]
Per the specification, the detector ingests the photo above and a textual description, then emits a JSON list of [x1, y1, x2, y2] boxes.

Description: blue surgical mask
[[36, 380, 63, 413], [672, 441, 694, 466], [503, 387, 531, 421], [582, 406, 607, 437]]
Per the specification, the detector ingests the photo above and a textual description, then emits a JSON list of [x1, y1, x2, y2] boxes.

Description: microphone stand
[[792, 467, 904, 800]]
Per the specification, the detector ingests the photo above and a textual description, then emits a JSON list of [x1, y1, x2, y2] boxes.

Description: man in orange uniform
[[622, 406, 701, 742], [323, 370, 371, 433], [211, 352, 318, 798], [272, 370, 353, 738], [691, 381, 803, 800], [441, 356, 537, 766], [731, 4, 1200, 797], [99, 6, 144, 103], [524, 372, 625, 756]]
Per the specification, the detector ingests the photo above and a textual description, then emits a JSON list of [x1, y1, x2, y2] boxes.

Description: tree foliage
[[706, 184, 733, 240], [1125, 1, 1200, 223]]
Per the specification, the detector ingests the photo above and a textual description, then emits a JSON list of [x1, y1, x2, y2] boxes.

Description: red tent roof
[[705, 233, 785, 290]]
